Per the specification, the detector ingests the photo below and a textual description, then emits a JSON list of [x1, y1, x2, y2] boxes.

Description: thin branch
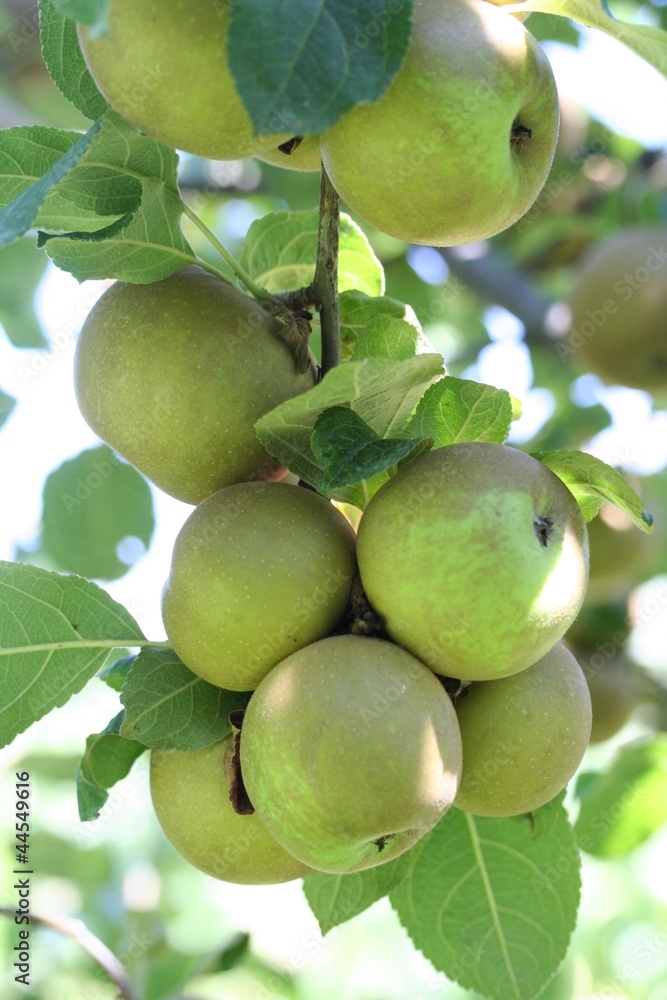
[[0, 907, 140, 1000], [438, 245, 560, 348], [182, 203, 270, 300], [311, 165, 341, 375]]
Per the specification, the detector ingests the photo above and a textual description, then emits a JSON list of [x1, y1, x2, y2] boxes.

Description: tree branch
[[311, 165, 341, 375], [438, 245, 561, 348], [0, 907, 140, 1000]]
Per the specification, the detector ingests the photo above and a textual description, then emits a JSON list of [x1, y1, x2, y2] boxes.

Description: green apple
[[150, 735, 311, 884], [78, 0, 290, 159], [319, 0, 559, 246], [240, 634, 463, 874], [74, 266, 315, 505], [454, 642, 592, 816], [575, 651, 643, 743], [356, 443, 589, 681], [586, 504, 654, 604], [257, 135, 321, 172], [567, 226, 667, 390], [161, 483, 357, 691]]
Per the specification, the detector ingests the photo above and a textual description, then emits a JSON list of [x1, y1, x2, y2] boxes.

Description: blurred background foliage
[[1, 0, 667, 997]]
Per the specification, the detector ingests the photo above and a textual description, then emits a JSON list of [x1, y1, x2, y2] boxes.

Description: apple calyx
[[510, 119, 533, 150], [533, 514, 556, 547], [277, 136, 305, 156]]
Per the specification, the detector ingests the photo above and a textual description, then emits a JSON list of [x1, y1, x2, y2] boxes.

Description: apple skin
[[568, 227, 667, 391], [356, 443, 589, 681], [161, 483, 357, 691], [77, 0, 289, 159], [150, 735, 311, 884], [74, 266, 315, 505], [454, 642, 592, 817], [257, 135, 321, 172], [573, 650, 643, 743], [319, 0, 559, 246], [240, 634, 463, 874]]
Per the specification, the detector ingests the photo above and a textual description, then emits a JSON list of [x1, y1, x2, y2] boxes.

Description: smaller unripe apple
[[150, 735, 311, 884], [162, 483, 357, 691], [454, 642, 592, 817], [240, 634, 463, 874]]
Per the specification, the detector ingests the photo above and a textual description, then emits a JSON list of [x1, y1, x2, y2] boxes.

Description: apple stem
[[181, 203, 272, 301], [312, 165, 341, 376]]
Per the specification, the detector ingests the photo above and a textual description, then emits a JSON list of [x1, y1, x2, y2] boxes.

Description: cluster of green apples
[[149, 438, 593, 882], [77, 0, 560, 246], [74, 263, 593, 881], [151, 443, 591, 882]]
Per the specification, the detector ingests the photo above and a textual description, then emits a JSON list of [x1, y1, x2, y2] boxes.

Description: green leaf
[[312, 406, 431, 497], [575, 737, 667, 859], [42, 168, 192, 282], [0, 562, 145, 747], [39, 0, 107, 119], [228, 0, 413, 135], [0, 119, 103, 247], [410, 377, 513, 447], [511, 0, 667, 79], [40, 113, 197, 284], [255, 355, 444, 495], [120, 648, 250, 750], [239, 209, 384, 297], [532, 450, 654, 530], [0, 239, 49, 347], [77, 710, 145, 821], [303, 835, 428, 935], [390, 804, 581, 1000], [53, 0, 109, 26], [0, 126, 129, 234], [0, 389, 16, 429], [339, 291, 429, 361], [38, 445, 154, 581], [97, 653, 136, 692]]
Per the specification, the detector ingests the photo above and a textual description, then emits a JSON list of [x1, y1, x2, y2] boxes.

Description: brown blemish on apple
[[228, 709, 255, 815], [373, 834, 393, 852]]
